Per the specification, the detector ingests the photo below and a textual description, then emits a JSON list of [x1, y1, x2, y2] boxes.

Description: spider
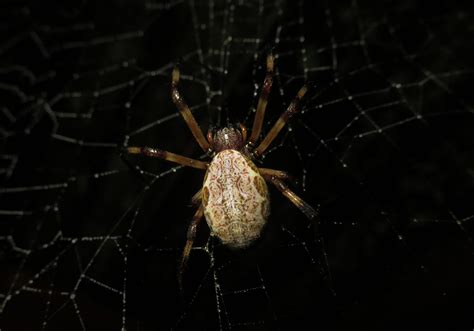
[[125, 53, 317, 289]]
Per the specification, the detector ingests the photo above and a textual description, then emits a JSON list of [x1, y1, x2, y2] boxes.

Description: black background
[[1, 0, 474, 330]]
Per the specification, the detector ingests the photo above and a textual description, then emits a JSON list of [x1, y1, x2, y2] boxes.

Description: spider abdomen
[[203, 149, 270, 248]]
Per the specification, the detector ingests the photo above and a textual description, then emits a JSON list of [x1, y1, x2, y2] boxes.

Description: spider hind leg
[[178, 204, 204, 293], [263, 175, 317, 220]]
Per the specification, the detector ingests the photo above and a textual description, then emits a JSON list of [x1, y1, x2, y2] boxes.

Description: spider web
[[1, 0, 474, 330]]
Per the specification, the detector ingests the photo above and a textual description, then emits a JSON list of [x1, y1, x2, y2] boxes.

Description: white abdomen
[[202, 149, 269, 248]]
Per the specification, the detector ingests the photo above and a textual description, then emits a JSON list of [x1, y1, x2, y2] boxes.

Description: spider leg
[[190, 188, 202, 206], [253, 84, 308, 157], [239, 122, 248, 144], [171, 67, 212, 153], [179, 204, 204, 292], [263, 175, 317, 220], [248, 52, 274, 146], [206, 128, 214, 146], [125, 147, 208, 170], [258, 168, 297, 185]]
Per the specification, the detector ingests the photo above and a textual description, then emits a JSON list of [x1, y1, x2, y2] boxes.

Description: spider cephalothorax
[[209, 126, 245, 153], [125, 52, 317, 291]]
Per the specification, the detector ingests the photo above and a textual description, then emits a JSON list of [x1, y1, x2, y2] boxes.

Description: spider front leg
[[262, 174, 317, 220], [179, 204, 204, 292], [248, 52, 274, 146], [171, 66, 212, 153], [253, 84, 309, 157], [125, 147, 208, 170]]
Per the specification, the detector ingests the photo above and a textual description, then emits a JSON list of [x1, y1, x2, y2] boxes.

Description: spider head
[[211, 126, 244, 152]]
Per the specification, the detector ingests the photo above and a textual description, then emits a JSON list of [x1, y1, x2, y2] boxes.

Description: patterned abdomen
[[202, 149, 270, 248]]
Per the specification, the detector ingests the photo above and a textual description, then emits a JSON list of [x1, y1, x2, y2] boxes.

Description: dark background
[[1, 0, 474, 330]]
